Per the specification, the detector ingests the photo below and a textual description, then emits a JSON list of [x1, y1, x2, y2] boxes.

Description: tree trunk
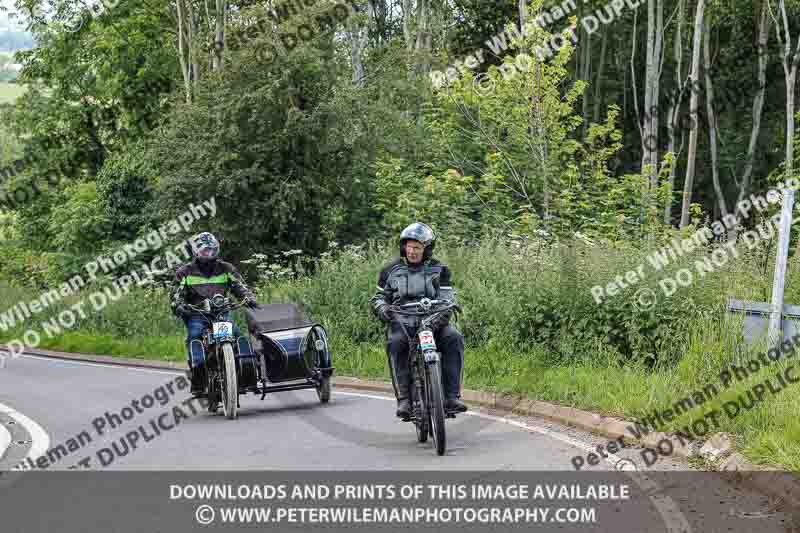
[[403, 0, 433, 77], [176, 0, 193, 103], [212, 0, 226, 71], [703, 17, 727, 219], [664, 0, 684, 223], [641, 0, 664, 189], [593, 31, 609, 125], [679, 0, 705, 228], [581, 28, 591, 138], [348, 1, 371, 85], [735, 1, 770, 210], [640, 0, 656, 181]]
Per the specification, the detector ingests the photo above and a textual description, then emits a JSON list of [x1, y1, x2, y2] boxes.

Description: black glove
[[175, 304, 192, 318], [376, 304, 393, 323], [244, 297, 259, 309], [426, 310, 451, 331]]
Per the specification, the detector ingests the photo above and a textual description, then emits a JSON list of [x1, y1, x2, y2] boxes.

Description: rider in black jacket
[[370, 223, 468, 418]]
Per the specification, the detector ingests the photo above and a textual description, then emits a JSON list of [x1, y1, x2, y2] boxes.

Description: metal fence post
[[768, 188, 795, 349]]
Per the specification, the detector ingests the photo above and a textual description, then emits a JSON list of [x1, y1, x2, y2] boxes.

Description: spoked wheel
[[221, 343, 239, 420], [413, 370, 429, 443], [427, 361, 447, 456]]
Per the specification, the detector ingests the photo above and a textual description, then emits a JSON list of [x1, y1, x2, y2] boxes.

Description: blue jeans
[[184, 312, 242, 368]]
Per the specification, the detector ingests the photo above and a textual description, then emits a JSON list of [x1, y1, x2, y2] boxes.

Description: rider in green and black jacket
[[171, 232, 258, 394]]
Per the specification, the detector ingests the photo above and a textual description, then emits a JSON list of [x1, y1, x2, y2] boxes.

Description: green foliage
[[48, 181, 112, 254], [95, 143, 158, 242]]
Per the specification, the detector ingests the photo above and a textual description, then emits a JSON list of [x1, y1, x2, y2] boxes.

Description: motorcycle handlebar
[[387, 300, 459, 316], [185, 298, 247, 315]]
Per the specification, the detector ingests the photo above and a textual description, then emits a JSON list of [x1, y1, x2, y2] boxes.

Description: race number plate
[[212, 321, 233, 339], [418, 330, 436, 351]]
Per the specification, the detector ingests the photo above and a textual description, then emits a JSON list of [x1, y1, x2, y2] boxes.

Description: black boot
[[445, 398, 468, 413], [190, 363, 206, 396], [396, 398, 411, 419]]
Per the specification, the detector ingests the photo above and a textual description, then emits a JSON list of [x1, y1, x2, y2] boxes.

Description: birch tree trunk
[[403, 0, 433, 77], [212, 0, 226, 71], [641, 0, 655, 182], [735, 2, 770, 210], [176, 0, 193, 103], [703, 17, 728, 219], [641, 0, 664, 188], [664, 0, 684, 223], [679, 0, 705, 228], [772, 0, 800, 184], [348, 1, 372, 85]]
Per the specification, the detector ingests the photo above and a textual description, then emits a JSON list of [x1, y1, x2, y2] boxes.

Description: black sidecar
[[239, 303, 334, 402]]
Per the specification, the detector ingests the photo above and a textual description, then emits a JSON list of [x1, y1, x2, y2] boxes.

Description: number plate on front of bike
[[212, 321, 233, 339], [418, 330, 436, 351]]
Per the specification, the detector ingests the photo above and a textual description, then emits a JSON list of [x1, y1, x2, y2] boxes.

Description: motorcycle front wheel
[[221, 343, 239, 420], [427, 361, 447, 456], [413, 365, 428, 443]]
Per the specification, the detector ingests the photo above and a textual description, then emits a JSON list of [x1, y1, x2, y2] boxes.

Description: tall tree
[[664, 0, 685, 223], [735, 1, 771, 212], [703, 15, 728, 220], [769, 0, 800, 185], [641, 0, 665, 188], [679, 0, 705, 228]]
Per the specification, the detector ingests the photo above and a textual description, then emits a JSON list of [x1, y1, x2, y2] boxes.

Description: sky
[[0, 0, 27, 30]]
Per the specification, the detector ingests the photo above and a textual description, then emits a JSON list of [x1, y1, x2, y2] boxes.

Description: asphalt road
[[0, 354, 796, 533]]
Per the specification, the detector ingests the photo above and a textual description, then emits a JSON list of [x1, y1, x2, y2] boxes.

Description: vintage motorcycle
[[387, 298, 461, 456], [184, 294, 247, 419]]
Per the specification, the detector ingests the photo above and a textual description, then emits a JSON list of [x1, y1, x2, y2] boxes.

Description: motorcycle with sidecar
[[185, 294, 334, 419]]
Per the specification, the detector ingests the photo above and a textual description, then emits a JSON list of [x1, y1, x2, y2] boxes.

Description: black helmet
[[399, 222, 435, 261], [191, 232, 220, 264]]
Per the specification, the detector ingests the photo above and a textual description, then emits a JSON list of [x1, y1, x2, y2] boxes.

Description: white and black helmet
[[191, 232, 220, 264], [399, 222, 435, 261]]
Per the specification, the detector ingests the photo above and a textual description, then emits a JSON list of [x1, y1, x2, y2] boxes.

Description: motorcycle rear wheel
[[222, 343, 239, 420]]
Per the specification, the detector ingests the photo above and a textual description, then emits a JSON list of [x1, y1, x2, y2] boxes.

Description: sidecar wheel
[[317, 376, 331, 403]]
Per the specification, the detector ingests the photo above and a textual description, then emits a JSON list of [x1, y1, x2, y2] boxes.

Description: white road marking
[[0, 423, 10, 461], [0, 401, 50, 470]]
